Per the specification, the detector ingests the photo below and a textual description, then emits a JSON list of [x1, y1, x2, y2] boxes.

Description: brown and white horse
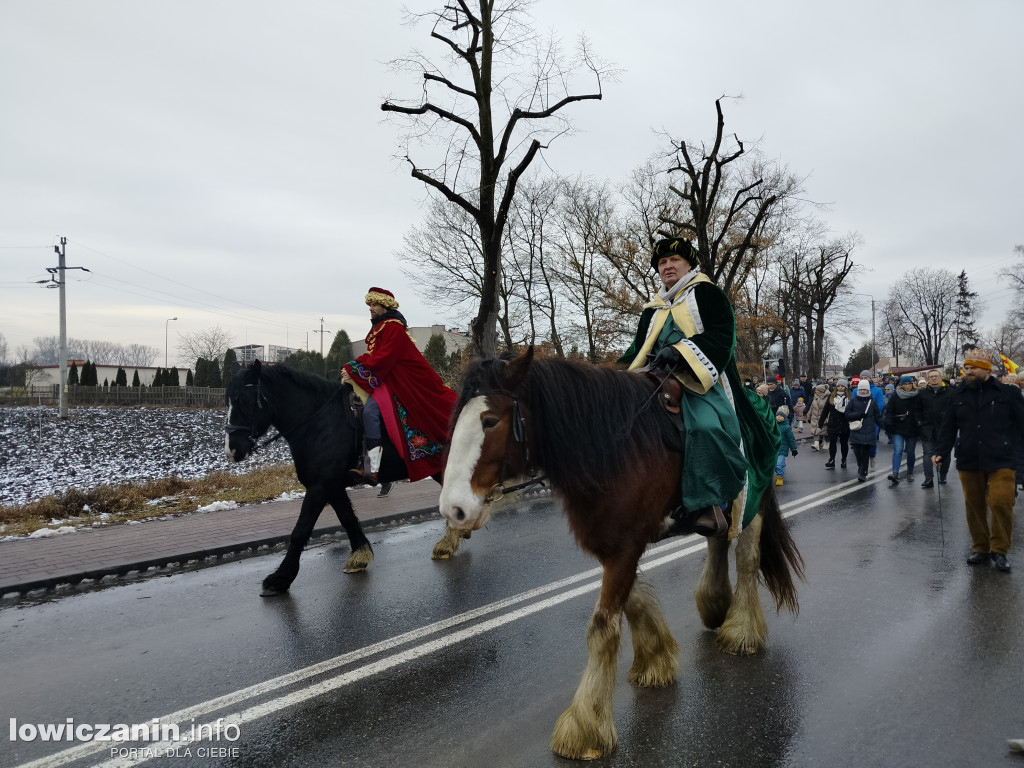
[[440, 349, 804, 760]]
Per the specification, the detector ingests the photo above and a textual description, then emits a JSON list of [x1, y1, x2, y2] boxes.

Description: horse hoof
[[260, 586, 288, 597], [343, 564, 368, 574]]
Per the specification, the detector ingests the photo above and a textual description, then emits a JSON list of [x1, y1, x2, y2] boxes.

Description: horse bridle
[[224, 373, 348, 452], [479, 387, 547, 502]]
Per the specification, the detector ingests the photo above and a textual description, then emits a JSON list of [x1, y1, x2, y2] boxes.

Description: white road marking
[[15, 473, 894, 768]]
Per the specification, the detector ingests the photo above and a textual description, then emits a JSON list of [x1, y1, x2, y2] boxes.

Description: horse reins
[[479, 387, 547, 503]]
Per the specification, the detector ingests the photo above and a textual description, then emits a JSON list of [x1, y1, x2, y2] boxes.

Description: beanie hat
[[860, 369, 873, 379], [857, 379, 871, 393], [651, 237, 698, 271], [836, 378, 849, 388], [851, 376, 860, 387], [885, 384, 894, 392], [899, 374, 915, 385], [776, 404, 790, 417], [365, 287, 399, 310]]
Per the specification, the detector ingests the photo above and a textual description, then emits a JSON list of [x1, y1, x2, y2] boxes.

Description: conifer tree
[[67, 361, 79, 385], [132, 370, 141, 387], [185, 368, 194, 387], [169, 367, 181, 387], [116, 367, 128, 387]]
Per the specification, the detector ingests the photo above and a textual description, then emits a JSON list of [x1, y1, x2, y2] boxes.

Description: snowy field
[[0, 406, 293, 507]]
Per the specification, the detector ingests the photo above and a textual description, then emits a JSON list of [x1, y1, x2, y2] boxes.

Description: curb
[[1, 505, 438, 599]]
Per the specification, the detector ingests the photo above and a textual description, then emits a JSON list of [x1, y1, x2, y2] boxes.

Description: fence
[[0, 385, 227, 409]]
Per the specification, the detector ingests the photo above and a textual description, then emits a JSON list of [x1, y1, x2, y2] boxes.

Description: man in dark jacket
[[766, 378, 793, 423], [933, 351, 1024, 573], [918, 369, 951, 488]]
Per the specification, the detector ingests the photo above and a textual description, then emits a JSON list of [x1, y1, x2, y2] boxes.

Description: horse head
[[440, 347, 537, 531], [224, 360, 274, 462]]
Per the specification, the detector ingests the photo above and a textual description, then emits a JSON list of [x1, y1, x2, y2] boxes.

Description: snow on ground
[[0, 406, 294, 507]]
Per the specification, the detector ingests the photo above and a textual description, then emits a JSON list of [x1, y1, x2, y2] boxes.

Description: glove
[[652, 345, 683, 372], [792, 451, 798, 456]]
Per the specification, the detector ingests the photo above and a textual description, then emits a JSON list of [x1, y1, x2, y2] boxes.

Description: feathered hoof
[[344, 545, 374, 573], [716, 623, 767, 656], [628, 654, 679, 688], [550, 704, 617, 760], [431, 526, 470, 560], [260, 585, 288, 597]]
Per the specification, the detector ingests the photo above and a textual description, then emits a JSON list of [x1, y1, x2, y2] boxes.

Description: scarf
[[833, 393, 848, 413], [895, 387, 918, 400], [370, 308, 408, 328], [658, 267, 701, 305]]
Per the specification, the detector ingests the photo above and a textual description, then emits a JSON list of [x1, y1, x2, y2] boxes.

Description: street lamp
[[165, 317, 178, 367]]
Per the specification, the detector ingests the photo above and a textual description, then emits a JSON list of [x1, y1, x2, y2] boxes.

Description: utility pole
[[312, 317, 332, 378], [43, 238, 90, 419]]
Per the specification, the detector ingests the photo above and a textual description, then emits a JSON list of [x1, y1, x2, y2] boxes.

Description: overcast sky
[[2, 0, 1021, 368]]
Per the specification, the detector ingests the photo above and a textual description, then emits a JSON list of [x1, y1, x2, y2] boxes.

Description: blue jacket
[[777, 420, 798, 456]]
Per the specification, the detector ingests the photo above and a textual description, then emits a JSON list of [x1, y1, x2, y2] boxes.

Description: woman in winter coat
[[882, 373, 923, 485], [817, 379, 852, 468], [807, 382, 829, 451], [847, 378, 882, 482]]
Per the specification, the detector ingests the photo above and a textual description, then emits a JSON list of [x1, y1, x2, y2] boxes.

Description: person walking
[[918, 369, 950, 488], [775, 405, 798, 486], [818, 379, 851, 468], [847, 378, 882, 482], [932, 351, 1024, 572], [883, 374, 923, 485], [807, 382, 829, 451], [765, 378, 793, 424]]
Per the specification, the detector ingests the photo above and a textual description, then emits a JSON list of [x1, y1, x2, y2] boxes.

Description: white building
[[34, 362, 191, 388]]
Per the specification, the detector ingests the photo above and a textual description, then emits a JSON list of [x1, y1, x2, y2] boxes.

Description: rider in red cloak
[[342, 287, 457, 483]]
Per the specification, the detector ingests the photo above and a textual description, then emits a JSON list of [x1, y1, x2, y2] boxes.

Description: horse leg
[[623, 579, 679, 688], [716, 514, 768, 655], [328, 492, 374, 573], [262, 488, 327, 596], [431, 523, 471, 560], [694, 533, 733, 629], [551, 553, 639, 760], [429, 471, 471, 560]]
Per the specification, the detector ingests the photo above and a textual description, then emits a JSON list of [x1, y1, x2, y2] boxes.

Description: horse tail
[[757, 483, 805, 615]]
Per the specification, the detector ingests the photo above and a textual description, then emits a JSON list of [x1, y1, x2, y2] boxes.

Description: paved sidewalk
[[0, 481, 442, 597]]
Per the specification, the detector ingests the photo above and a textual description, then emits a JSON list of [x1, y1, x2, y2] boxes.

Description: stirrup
[[349, 468, 378, 487], [692, 504, 730, 538]]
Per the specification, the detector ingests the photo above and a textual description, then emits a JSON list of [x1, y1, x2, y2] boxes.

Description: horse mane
[[457, 357, 670, 500], [227, 363, 342, 405]]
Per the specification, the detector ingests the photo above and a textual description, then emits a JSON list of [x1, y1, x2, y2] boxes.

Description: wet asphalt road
[[1, 443, 1023, 768]]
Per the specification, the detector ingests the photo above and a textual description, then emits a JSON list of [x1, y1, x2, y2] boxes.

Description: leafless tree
[[658, 98, 806, 296], [997, 244, 1024, 324], [176, 326, 235, 365], [121, 344, 159, 367], [887, 268, 959, 365], [879, 297, 917, 366], [984, 320, 1024, 365], [0, 333, 7, 365], [382, 0, 608, 357]]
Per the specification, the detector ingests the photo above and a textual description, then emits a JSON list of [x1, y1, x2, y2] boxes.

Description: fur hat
[[651, 237, 698, 271], [365, 287, 399, 310]]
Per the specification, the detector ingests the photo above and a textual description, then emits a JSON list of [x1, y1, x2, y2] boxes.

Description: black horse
[[224, 360, 466, 596]]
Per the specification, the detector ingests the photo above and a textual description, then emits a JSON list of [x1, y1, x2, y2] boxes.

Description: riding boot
[[664, 501, 731, 539], [350, 446, 382, 487]]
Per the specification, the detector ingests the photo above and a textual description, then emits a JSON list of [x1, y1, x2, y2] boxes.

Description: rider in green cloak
[[618, 237, 780, 538]]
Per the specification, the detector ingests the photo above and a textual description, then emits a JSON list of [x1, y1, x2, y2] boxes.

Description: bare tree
[[984, 320, 1024, 365], [887, 268, 959, 365], [659, 98, 805, 296], [382, 0, 607, 357], [879, 296, 917, 366], [121, 344, 159, 367], [177, 326, 235, 365], [997, 244, 1024, 324]]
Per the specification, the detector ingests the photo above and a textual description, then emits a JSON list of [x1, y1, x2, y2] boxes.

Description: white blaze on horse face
[[439, 396, 491, 530]]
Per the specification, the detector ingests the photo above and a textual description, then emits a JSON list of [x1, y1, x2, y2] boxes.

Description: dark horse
[[440, 349, 804, 760], [224, 360, 466, 596]]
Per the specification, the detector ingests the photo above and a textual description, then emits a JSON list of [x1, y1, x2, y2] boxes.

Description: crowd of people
[[745, 358, 1024, 573]]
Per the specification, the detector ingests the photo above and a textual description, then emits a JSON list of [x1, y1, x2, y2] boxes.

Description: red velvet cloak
[[343, 318, 457, 482]]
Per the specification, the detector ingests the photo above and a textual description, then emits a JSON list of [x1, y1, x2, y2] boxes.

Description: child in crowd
[[794, 397, 806, 432], [775, 405, 798, 486]]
